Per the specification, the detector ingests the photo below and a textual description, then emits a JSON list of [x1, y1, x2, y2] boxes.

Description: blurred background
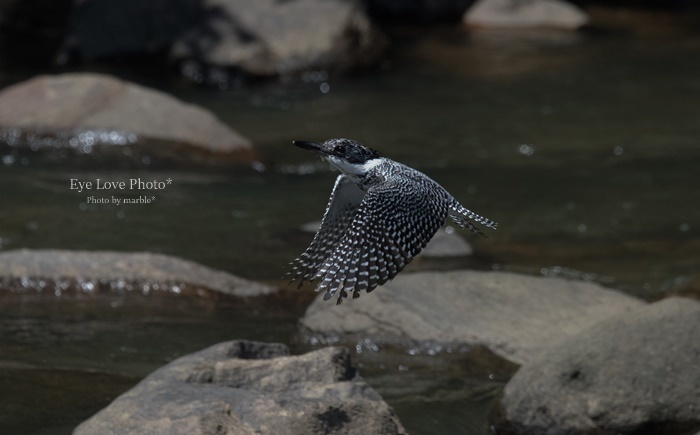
[[1, 0, 699, 434]]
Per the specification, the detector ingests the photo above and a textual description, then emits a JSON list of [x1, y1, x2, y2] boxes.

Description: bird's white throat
[[327, 156, 383, 175]]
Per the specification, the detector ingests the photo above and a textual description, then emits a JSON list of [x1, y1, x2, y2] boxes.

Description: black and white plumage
[[289, 138, 497, 305]]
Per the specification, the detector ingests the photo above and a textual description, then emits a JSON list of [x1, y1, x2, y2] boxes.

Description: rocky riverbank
[[1, 248, 698, 434]]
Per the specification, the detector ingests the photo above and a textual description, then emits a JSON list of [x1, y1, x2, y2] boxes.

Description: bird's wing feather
[[314, 174, 450, 304], [289, 175, 366, 285]]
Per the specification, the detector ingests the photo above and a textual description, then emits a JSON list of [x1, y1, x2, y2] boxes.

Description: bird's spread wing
[[289, 175, 366, 285], [313, 175, 450, 304]]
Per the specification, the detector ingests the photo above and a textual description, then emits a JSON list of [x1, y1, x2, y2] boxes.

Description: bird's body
[[289, 138, 497, 305]]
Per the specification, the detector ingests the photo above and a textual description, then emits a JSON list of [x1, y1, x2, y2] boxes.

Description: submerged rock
[[300, 270, 643, 364], [497, 297, 700, 435], [464, 0, 588, 30], [0, 73, 252, 158], [74, 340, 406, 435], [0, 249, 275, 297]]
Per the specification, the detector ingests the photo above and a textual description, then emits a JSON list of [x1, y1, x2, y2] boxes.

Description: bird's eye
[[335, 145, 346, 154]]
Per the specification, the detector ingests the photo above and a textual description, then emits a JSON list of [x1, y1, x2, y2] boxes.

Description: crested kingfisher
[[289, 138, 497, 305]]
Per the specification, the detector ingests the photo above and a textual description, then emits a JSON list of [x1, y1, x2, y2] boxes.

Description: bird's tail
[[448, 203, 497, 238]]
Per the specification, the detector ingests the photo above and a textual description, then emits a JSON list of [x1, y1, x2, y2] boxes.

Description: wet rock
[[464, 0, 588, 30], [74, 340, 406, 435], [301, 270, 643, 364], [497, 297, 700, 435], [0, 249, 276, 297], [0, 73, 251, 156], [171, 0, 385, 77]]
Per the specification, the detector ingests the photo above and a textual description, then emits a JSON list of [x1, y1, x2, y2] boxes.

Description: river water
[[1, 19, 699, 435]]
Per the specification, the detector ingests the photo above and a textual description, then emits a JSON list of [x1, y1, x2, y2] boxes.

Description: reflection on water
[[2, 20, 700, 435], [411, 27, 588, 79]]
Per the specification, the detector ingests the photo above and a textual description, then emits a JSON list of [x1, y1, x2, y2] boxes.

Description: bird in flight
[[289, 138, 497, 305]]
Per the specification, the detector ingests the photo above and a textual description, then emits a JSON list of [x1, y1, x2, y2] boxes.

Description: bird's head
[[293, 138, 382, 175]]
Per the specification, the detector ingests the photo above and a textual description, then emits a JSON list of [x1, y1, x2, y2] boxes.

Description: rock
[[171, 0, 385, 77], [74, 340, 406, 435], [497, 297, 700, 435], [0, 249, 276, 297], [464, 0, 588, 30], [300, 270, 644, 364], [0, 73, 251, 155]]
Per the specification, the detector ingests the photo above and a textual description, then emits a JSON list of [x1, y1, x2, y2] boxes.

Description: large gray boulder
[[497, 297, 700, 435], [0, 249, 276, 297], [171, 0, 384, 77], [301, 270, 644, 364], [74, 340, 406, 435], [0, 73, 251, 155]]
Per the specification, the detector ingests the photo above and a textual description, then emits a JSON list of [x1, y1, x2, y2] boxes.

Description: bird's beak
[[293, 140, 326, 154]]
